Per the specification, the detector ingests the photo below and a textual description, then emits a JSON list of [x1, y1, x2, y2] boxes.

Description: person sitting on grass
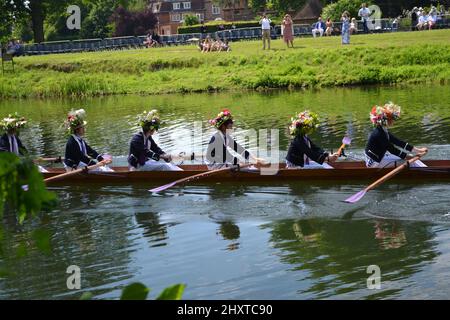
[[128, 110, 182, 172], [285, 111, 339, 169], [350, 18, 358, 34], [417, 11, 428, 30], [201, 36, 213, 53]]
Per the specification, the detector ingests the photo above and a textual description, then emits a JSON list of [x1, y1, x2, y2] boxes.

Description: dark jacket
[[365, 126, 413, 163], [0, 133, 27, 155], [64, 135, 103, 169], [206, 131, 250, 166], [128, 132, 165, 168], [286, 135, 328, 167]]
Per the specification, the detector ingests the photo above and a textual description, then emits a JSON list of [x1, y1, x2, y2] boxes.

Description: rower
[[285, 110, 339, 169], [206, 109, 264, 170], [128, 110, 182, 171], [64, 109, 113, 172], [365, 102, 428, 168], [0, 113, 48, 173]]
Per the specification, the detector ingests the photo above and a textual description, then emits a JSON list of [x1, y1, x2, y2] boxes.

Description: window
[[171, 13, 181, 21], [212, 5, 220, 15], [195, 13, 204, 21], [173, 2, 180, 10], [183, 2, 191, 9]]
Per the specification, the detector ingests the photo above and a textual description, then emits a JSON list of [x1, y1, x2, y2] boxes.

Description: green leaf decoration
[[156, 284, 186, 300], [120, 283, 150, 300], [80, 292, 94, 300]]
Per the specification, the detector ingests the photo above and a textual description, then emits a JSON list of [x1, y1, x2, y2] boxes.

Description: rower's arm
[[232, 139, 250, 160], [389, 133, 414, 152], [304, 139, 329, 164], [85, 143, 104, 162]]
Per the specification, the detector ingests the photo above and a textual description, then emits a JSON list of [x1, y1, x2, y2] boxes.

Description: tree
[[248, 0, 308, 15], [183, 14, 200, 26], [0, 0, 28, 43], [111, 6, 158, 37], [322, 0, 373, 21]]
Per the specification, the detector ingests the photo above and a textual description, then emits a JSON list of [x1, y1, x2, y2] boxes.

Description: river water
[[0, 84, 450, 299]]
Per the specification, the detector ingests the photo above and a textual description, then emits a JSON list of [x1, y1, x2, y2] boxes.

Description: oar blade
[[344, 190, 366, 204], [342, 136, 352, 145], [149, 181, 177, 193]]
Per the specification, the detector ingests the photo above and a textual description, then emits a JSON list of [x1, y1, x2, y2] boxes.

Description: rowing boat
[[41, 160, 450, 184]]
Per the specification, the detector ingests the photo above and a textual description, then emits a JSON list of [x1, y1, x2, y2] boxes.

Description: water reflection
[[262, 218, 438, 299]]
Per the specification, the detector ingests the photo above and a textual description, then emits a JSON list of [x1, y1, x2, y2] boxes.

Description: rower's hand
[[160, 153, 172, 163], [327, 153, 340, 163], [102, 154, 113, 161], [414, 147, 428, 157], [253, 157, 267, 166]]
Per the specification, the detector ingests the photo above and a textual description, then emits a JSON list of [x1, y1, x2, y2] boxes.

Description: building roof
[[293, 0, 323, 21]]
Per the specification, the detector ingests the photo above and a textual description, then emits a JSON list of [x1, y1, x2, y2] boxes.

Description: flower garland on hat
[[138, 110, 161, 131], [370, 102, 401, 127], [289, 110, 320, 136], [209, 109, 233, 129], [0, 113, 27, 133], [65, 109, 87, 134]]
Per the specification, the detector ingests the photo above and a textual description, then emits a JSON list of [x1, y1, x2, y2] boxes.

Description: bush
[[322, 0, 373, 21], [178, 20, 272, 34], [183, 15, 199, 26]]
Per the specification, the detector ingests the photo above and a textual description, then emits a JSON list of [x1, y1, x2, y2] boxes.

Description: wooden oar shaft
[[179, 163, 252, 184], [337, 143, 346, 157], [364, 155, 421, 192], [44, 159, 112, 184]]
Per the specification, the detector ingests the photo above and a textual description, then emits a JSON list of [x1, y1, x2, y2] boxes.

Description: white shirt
[[428, 15, 436, 23], [418, 15, 427, 24], [8, 134, 19, 155], [260, 18, 271, 30], [358, 7, 370, 21]]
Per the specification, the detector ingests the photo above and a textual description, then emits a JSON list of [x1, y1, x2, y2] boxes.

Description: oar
[[44, 159, 112, 184], [337, 136, 352, 157], [343, 155, 422, 204], [149, 163, 253, 193], [34, 156, 63, 163]]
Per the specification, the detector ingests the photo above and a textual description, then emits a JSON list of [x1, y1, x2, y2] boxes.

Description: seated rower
[[206, 109, 264, 170], [365, 102, 427, 168], [0, 113, 48, 173], [128, 110, 182, 171], [285, 110, 339, 169], [64, 109, 113, 172]]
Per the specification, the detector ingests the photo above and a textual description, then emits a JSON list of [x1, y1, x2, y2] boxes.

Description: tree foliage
[[321, 0, 373, 21], [111, 6, 158, 37], [183, 14, 200, 26]]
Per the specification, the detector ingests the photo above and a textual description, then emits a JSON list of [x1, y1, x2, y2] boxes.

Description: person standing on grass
[[260, 14, 272, 50], [358, 3, 371, 34], [411, 7, 418, 31], [341, 11, 350, 45], [282, 14, 294, 48]]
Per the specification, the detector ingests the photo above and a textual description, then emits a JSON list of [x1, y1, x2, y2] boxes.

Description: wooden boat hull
[[42, 160, 450, 185]]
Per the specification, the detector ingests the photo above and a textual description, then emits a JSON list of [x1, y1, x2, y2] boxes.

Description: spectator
[[358, 3, 371, 33], [411, 7, 418, 31], [325, 18, 333, 36], [201, 35, 213, 53], [350, 17, 358, 34], [312, 17, 325, 38], [341, 11, 350, 45], [259, 14, 272, 50], [417, 11, 428, 30], [281, 14, 294, 48], [428, 11, 437, 29], [200, 22, 207, 39], [392, 17, 398, 31], [144, 33, 156, 48]]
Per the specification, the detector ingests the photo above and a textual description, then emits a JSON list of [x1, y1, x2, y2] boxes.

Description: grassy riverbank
[[1, 29, 450, 98]]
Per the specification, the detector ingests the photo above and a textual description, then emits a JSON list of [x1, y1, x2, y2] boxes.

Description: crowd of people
[[198, 35, 231, 53], [1, 40, 24, 57], [410, 5, 446, 31]]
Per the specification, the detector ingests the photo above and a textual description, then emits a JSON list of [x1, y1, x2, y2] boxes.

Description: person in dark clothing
[[285, 111, 339, 169], [0, 113, 28, 156], [365, 102, 428, 168], [206, 109, 264, 170], [411, 7, 418, 31], [128, 110, 182, 171], [64, 109, 113, 172]]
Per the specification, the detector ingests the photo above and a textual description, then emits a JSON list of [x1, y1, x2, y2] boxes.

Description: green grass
[[1, 29, 450, 98]]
